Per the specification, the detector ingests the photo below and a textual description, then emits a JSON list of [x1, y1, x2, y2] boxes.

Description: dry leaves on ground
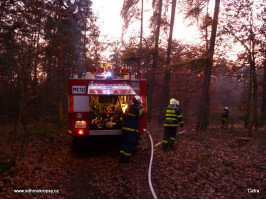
[[0, 121, 265, 198]]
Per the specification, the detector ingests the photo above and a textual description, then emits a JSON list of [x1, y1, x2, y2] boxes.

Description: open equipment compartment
[[89, 95, 127, 130], [68, 64, 147, 137]]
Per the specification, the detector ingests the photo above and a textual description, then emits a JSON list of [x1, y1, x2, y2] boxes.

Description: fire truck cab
[[68, 65, 147, 138]]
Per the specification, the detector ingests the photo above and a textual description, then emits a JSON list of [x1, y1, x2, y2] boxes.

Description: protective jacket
[[122, 104, 144, 133], [120, 104, 144, 163], [164, 105, 184, 127], [221, 109, 229, 120]]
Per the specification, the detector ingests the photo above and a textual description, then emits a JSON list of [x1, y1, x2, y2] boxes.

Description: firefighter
[[135, 96, 144, 145], [162, 98, 184, 151], [221, 106, 229, 129], [119, 96, 144, 163]]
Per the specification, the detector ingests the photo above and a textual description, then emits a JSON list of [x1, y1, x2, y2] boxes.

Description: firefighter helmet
[[135, 96, 142, 103], [130, 96, 141, 105], [225, 106, 229, 110], [176, 100, 180, 106], [170, 98, 178, 105]]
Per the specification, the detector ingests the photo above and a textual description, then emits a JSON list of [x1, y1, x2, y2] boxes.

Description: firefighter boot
[[119, 154, 130, 163], [169, 137, 176, 150]]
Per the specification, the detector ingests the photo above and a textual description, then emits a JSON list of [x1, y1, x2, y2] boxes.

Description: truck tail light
[[78, 130, 84, 135]]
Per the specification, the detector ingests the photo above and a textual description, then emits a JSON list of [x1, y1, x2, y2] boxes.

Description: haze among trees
[[0, 0, 265, 136], [0, 1, 266, 199]]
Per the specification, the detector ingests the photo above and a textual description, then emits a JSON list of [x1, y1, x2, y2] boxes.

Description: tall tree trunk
[[245, 75, 252, 129], [33, 20, 41, 87], [196, 0, 220, 131], [166, 0, 176, 66], [138, 0, 144, 77], [140, 0, 143, 50], [204, 0, 210, 51], [251, 60, 258, 130], [247, 64, 253, 136], [163, 0, 177, 108], [57, 4, 64, 128], [147, 0, 163, 120], [247, 47, 258, 136], [261, 59, 266, 125]]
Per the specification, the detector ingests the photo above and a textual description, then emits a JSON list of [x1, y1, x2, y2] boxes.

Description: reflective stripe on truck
[[69, 95, 74, 113]]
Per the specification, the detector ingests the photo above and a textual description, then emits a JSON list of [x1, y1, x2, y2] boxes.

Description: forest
[[0, 0, 265, 133], [0, 0, 266, 199]]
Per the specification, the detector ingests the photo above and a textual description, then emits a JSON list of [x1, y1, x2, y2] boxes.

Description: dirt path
[[61, 136, 153, 199]]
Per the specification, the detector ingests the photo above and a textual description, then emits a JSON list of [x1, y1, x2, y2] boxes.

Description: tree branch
[[222, 25, 251, 55]]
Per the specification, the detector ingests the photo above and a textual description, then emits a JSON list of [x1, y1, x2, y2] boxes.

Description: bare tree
[[147, 0, 163, 119], [163, 0, 177, 108], [196, 0, 221, 130], [221, 0, 264, 136]]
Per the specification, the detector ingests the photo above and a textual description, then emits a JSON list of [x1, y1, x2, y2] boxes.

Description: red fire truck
[[68, 65, 147, 139]]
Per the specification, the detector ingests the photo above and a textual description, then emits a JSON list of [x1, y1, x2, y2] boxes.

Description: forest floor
[[0, 120, 265, 199]]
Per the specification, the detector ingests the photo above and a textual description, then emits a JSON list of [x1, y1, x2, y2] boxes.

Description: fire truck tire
[[72, 136, 83, 150]]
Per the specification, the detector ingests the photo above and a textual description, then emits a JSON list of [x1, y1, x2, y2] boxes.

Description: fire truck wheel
[[72, 136, 83, 150]]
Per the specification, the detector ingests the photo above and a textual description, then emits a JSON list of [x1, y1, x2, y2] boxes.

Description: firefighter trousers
[[119, 130, 137, 163], [163, 126, 177, 151], [221, 118, 229, 129]]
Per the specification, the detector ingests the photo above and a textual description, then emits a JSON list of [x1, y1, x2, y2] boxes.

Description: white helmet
[[135, 95, 141, 101], [225, 106, 229, 110], [170, 98, 178, 105], [176, 100, 180, 106], [134, 95, 142, 105]]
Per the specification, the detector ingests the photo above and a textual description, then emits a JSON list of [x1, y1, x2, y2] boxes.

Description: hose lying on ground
[[144, 129, 158, 199], [154, 129, 188, 147]]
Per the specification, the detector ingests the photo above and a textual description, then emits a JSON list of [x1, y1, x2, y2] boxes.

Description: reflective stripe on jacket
[[122, 105, 144, 132], [221, 109, 229, 119], [164, 106, 184, 127]]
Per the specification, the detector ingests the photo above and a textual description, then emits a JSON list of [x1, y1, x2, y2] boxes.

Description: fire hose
[[154, 129, 188, 147], [144, 129, 158, 199], [143, 128, 191, 199]]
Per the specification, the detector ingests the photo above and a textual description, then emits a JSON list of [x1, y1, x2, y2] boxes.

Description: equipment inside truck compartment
[[89, 95, 127, 130]]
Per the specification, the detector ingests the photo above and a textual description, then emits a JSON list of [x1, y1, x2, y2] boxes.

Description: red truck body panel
[[68, 74, 147, 137]]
